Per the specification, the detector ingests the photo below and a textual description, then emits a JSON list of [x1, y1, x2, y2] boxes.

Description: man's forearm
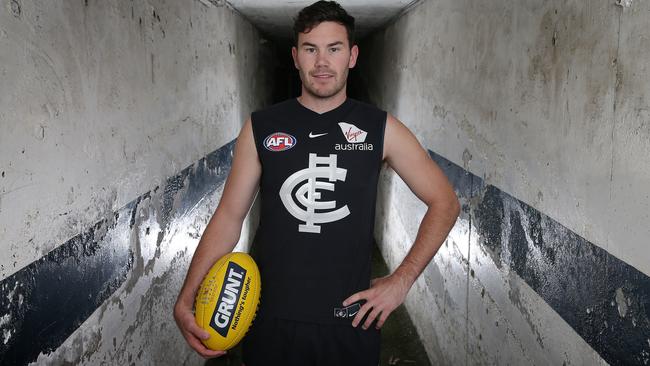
[[393, 200, 460, 287]]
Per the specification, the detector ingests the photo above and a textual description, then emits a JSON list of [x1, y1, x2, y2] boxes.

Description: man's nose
[[315, 50, 329, 66]]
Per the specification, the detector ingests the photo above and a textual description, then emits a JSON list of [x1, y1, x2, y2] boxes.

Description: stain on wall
[[0, 212, 133, 365], [0, 0, 274, 283], [465, 153, 650, 365], [362, 0, 650, 364], [377, 149, 650, 365], [0, 141, 236, 365], [0, 0, 273, 364]]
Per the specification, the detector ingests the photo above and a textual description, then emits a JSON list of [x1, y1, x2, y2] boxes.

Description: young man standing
[[174, 1, 460, 365]]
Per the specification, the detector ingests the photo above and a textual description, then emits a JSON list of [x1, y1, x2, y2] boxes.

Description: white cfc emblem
[[279, 153, 350, 233]]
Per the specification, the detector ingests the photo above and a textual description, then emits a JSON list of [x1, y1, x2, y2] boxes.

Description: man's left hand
[[342, 272, 412, 330]]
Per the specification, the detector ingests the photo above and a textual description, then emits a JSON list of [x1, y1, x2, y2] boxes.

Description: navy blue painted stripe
[[0, 140, 235, 365], [428, 150, 650, 366]]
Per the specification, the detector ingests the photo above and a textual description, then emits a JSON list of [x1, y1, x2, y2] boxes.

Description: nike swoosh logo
[[348, 310, 359, 317], [309, 132, 328, 138]]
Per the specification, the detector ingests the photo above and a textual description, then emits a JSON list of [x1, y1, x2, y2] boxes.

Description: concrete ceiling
[[226, 0, 420, 44]]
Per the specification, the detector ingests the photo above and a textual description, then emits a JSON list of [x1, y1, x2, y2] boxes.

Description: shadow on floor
[[205, 243, 432, 366]]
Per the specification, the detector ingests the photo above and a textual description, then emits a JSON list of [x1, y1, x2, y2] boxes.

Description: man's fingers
[[343, 289, 368, 307], [175, 308, 210, 340], [199, 348, 226, 359], [375, 310, 389, 329], [352, 301, 373, 327], [187, 320, 210, 340], [186, 332, 226, 358], [363, 307, 382, 330], [175, 304, 225, 358]]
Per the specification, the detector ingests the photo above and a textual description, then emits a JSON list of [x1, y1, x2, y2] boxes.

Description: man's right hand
[[174, 301, 227, 359]]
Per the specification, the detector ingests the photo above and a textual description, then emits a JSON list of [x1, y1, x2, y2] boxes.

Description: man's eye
[[306, 48, 315, 53], [330, 48, 340, 52]]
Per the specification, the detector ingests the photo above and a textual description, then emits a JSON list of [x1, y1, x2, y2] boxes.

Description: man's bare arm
[[343, 113, 460, 329], [174, 117, 261, 357]]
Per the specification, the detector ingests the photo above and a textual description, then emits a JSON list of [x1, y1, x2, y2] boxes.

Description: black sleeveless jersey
[[250, 97, 387, 324]]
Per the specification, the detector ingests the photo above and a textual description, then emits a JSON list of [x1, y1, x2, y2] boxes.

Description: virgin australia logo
[[336, 122, 373, 151], [279, 153, 350, 233], [338, 122, 367, 142]]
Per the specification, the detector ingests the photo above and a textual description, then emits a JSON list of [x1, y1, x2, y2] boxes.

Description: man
[[174, 1, 460, 365]]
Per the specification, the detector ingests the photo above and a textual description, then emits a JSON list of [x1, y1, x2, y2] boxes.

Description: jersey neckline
[[293, 97, 352, 118]]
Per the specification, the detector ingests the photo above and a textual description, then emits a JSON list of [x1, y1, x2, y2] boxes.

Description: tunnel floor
[[205, 243, 431, 366]]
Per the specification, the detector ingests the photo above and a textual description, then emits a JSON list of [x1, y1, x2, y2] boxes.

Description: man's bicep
[[384, 114, 456, 207], [217, 117, 261, 221]]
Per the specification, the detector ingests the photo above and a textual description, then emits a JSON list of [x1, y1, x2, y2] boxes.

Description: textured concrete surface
[[359, 0, 649, 278], [0, 0, 272, 364], [608, 0, 650, 277], [1, 141, 257, 365], [29, 181, 230, 365], [373, 157, 616, 365], [358, 0, 650, 364], [0, 0, 273, 281]]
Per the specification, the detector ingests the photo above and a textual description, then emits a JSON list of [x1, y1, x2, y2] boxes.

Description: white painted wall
[[0, 0, 272, 363], [362, 0, 649, 364], [0, 0, 271, 281]]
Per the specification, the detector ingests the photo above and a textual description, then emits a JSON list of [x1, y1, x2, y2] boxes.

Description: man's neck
[[297, 91, 347, 114]]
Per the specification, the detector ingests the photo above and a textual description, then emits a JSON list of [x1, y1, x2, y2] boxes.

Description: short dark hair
[[293, 1, 355, 47]]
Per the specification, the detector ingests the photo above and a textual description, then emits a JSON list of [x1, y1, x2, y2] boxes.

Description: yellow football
[[194, 252, 261, 351]]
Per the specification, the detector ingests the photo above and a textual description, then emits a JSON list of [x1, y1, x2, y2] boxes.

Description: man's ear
[[348, 44, 359, 69], [291, 46, 299, 69]]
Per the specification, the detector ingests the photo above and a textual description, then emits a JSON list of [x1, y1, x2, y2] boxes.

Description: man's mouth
[[313, 73, 334, 79]]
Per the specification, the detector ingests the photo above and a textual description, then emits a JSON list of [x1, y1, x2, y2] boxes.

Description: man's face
[[291, 21, 359, 99]]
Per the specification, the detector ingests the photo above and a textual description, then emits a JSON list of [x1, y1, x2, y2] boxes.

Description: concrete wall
[[361, 0, 650, 364], [0, 0, 272, 364]]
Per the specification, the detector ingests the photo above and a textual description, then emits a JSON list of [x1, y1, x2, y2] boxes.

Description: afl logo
[[264, 132, 296, 152]]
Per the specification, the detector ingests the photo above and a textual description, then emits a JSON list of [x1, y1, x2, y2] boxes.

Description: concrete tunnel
[[1, 0, 649, 365]]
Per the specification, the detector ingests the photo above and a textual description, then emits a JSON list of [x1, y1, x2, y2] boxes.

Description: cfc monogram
[[279, 153, 350, 233]]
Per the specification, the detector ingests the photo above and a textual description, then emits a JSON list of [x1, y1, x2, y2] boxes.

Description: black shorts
[[242, 316, 381, 366]]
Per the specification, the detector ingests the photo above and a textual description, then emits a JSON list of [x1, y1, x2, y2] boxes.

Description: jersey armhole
[[249, 113, 263, 165], [379, 110, 388, 165]]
